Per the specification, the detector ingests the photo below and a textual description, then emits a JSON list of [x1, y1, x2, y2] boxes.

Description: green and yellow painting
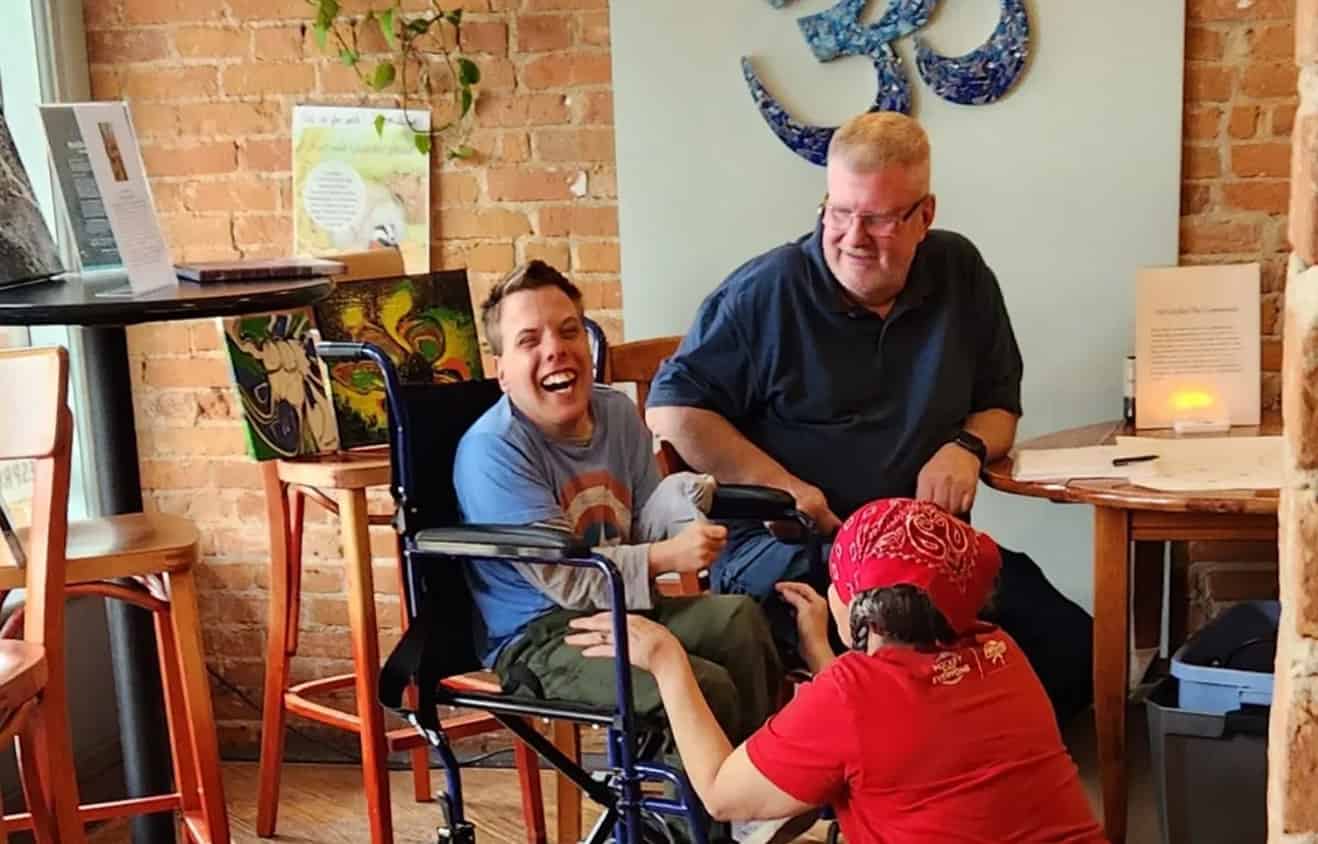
[[313, 270, 484, 448], [222, 309, 340, 461]]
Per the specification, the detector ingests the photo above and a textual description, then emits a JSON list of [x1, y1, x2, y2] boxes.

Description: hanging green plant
[[308, 0, 481, 159]]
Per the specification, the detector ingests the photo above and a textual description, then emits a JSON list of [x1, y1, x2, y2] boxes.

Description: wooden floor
[[85, 708, 1158, 844]]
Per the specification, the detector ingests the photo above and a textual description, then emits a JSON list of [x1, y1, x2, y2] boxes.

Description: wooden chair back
[[604, 336, 681, 413], [603, 337, 703, 595], [0, 347, 72, 648]]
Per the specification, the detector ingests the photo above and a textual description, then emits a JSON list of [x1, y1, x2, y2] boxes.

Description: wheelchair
[[315, 341, 814, 844]]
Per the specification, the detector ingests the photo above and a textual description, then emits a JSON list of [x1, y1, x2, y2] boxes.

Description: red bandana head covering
[[828, 498, 1001, 634]]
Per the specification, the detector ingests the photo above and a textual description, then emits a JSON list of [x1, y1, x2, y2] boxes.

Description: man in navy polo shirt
[[646, 111, 1093, 726]]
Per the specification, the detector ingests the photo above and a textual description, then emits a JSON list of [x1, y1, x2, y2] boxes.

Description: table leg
[[82, 325, 174, 843], [340, 488, 394, 844], [1093, 506, 1131, 844]]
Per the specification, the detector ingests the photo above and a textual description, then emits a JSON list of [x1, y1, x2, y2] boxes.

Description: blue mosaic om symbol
[[745, 0, 1030, 165]]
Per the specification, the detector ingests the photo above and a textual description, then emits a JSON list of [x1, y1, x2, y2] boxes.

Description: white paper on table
[[49, 102, 176, 294], [1134, 264, 1260, 429], [1115, 435, 1282, 491], [1011, 445, 1160, 483]]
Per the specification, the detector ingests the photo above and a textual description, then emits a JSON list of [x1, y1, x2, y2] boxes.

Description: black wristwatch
[[949, 429, 987, 466]]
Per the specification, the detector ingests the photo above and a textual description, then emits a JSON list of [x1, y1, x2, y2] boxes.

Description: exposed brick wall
[[1273, 1, 1318, 836], [83, 0, 617, 755], [85, 0, 1294, 758], [1182, 0, 1298, 409]]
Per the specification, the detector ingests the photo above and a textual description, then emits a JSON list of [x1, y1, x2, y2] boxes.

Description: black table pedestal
[[83, 325, 176, 844]]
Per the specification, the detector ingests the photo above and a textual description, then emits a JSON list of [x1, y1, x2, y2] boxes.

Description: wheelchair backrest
[[385, 376, 506, 676], [388, 377, 506, 537]]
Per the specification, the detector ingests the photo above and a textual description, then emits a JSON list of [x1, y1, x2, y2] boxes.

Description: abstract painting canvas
[[222, 309, 340, 461], [313, 269, 484, 449]]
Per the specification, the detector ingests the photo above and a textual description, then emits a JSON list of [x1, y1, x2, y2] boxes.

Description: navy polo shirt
[[647, 226, 1023, 521]]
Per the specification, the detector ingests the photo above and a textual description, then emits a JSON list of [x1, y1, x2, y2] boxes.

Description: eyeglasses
[[819, 193, 929, 233]]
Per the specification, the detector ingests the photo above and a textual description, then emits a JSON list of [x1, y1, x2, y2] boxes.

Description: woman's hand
[[566, 612, 685, 675], [775, 582, 836, 673]]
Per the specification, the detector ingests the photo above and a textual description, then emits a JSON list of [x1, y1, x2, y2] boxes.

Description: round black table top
[[0, 271, 334, 326]]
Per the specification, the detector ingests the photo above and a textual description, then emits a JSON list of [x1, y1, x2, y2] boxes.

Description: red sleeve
[[745, 667, 854, 806]]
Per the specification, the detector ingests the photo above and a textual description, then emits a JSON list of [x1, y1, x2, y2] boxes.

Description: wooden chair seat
[[274, 448, 390, 491], [1, 513, 198, 590]]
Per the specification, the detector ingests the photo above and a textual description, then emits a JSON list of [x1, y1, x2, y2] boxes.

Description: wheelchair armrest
[[708, 484, 798, 521], [414, 524, 590, 560]]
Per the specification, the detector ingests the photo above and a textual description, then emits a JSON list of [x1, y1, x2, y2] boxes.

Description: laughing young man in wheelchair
[[454, 260, 809, 843]]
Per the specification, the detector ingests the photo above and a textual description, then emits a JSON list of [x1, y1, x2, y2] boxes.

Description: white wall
[[609, 0, 1185, 611]]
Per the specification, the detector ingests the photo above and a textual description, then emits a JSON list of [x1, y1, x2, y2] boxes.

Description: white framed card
[[1134, 264, 1260, 429]]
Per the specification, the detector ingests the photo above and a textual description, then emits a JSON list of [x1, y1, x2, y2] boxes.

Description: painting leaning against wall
[[313, 269, 484, 449], [222, 309, 341, 460]]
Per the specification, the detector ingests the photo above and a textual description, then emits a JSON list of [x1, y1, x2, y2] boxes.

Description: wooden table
[[982, 418, 1279, 844]]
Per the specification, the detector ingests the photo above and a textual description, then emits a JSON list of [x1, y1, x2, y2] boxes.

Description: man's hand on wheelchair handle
[[785, 481, 841, 536]]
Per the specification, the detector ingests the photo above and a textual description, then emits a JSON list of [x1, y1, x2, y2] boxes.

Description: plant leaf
[[378, 8, 397, 49], [448, 144, 475, 160], [313, 21, 329, 51], [339, 48, 358, 65], [445, 9, 463, 25], [460, 87, 473, 117], [371, 61, 396, 90], [315, 0, 339, 28], [374, 114, 387, 137], [457, 57, 480, 86], [407, 17, 431, 35], [414, 132, 432, 155]]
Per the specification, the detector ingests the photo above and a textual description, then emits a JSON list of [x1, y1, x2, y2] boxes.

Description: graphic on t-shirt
[[983, 638, 1008, 666], [931, 651, 972, 686], [559, 470, 632, 547]]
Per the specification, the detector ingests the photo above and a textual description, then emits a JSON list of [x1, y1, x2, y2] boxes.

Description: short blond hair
[[827, 112, 930, 173], [481, 260, 583, 355]]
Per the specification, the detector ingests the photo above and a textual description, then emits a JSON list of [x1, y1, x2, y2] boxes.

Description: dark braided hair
[[849, 584, 957, 652]]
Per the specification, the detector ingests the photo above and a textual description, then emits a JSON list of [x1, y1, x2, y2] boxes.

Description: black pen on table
[[1112, 453, 1159, 466]]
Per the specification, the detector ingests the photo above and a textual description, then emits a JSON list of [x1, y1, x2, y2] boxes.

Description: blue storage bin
[[1170, 600, 1278, 715]]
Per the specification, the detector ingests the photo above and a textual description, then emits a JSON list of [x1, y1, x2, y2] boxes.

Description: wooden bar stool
[[0, 346, 228, 842], [255, 434, 548, 844]]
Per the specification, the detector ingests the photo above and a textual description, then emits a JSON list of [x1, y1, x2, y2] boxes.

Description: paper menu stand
[[1134, 264, 1260, 429], [40, 101, 176, 294], [37, 103, 121, 272]]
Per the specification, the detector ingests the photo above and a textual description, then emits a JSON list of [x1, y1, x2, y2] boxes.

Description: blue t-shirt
[[453, 385, 660, 663], [648, 226, 1023, 520]]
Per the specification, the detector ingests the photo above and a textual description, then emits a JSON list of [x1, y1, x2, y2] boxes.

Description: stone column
[[1271, 2, 1318, 839]]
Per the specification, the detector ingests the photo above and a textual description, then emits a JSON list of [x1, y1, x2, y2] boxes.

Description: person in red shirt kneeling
[[568, 497, 1107, 843]]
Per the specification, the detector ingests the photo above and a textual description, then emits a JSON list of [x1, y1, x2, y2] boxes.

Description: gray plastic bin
[[1146, 678, 1269, 844]]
